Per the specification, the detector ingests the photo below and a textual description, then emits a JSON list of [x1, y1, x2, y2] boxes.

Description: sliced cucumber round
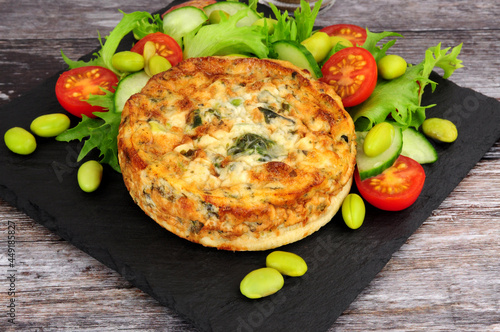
[[271, 40, 323, 79], [203, 2, 260, 27], [162, 6, 208, 47], [356, 122, 403, 180], [401, 127, 438, 164], [114, 71, 150, 113]]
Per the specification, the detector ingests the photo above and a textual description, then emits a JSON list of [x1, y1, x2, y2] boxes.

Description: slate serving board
[[1, 2, 500, 331]]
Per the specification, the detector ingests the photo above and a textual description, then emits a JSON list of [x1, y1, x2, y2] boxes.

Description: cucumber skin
[[356, 123, 403, 181], [272, 40, 323, 78], [203, 2, 260, 27], [401, 127, 438, 164], [114, 71, 150, 113]]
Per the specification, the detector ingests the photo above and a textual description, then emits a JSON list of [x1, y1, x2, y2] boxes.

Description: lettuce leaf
[[268, 0, 322, 44], [362, 29, 403, 62], [61, 11, 153, 77], [349, 43, 464, 131], [56, 110, 122, 173], [183, 9, 269, 58]]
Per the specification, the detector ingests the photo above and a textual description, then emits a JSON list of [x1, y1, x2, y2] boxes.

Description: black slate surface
[[1, 2, 500, 331]]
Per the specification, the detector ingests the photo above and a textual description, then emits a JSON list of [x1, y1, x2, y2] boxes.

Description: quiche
[[117, 56, 356, 251]]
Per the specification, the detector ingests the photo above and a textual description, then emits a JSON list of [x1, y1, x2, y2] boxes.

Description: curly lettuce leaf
[[132, 13, 162, 40], [268, 0, 321, 44], [293, 0, 322, 43], [61, 11, 153, 76], [183, 9, 269, 58], [349, 43, 464, 131], [362, 29, 403, 62], [56, 88, 121, 172], [56, 109, 122, 173]]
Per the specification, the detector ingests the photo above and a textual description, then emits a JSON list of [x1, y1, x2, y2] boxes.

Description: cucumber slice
[[272, 40, 323, 79], [356, 122, 403, 180], [162, 6, 208, 47], [401, 127, 438, 164], [114, 71, 150, 113], [203, 2, 260, 27]]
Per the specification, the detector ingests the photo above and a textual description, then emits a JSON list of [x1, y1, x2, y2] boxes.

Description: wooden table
[[1, 0, 499, 330]]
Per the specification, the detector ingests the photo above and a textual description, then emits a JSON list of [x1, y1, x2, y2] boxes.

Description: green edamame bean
[[301, 31, 332, 63], [341, 193, 365, 230], [77, 160, 103, 193], [252, 17, 277, 34], [4, 127, 37, 155], [112, 51, 145, 73], [208, 10, 230, 24], [240, 267, 284, 299], [266, 251, 308, 277], [363, 122, 395, 157], [329, 36, 353, 49], [30, 113, 71, 137], [148, 55, 172, 76], [422, 118, 458, 143], [377, 54, 407, 80]]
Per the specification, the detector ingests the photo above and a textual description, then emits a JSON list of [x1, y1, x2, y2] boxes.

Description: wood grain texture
[[0, 0, 499, 331]]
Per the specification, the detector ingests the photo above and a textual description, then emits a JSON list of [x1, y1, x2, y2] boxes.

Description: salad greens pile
[[353, 42, 463, 131], [55, 0, 463, 173]]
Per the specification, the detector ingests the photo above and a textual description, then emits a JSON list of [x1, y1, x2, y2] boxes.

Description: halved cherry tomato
[[55, 66, 118, 118], [130, 32, 183, 67], [162, 0, 217, 16], [319, 24, 367, 46], [354, 155, 426, 211], [320, 47, 377, 107]]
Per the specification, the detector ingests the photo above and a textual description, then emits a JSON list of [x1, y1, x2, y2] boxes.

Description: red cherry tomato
[[55, 66, 118, 118], [320, 47, 377, 107], [162, 0, 216, 16], [130, 32, 183, 67], [354, 155, 426, 211], [319, 24, 367, 46]]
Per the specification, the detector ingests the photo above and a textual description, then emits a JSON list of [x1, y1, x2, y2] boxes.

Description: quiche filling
[[118, 56, 356, 251]]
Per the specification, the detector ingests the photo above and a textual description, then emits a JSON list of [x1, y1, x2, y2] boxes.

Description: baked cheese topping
[[118, 56, 356, 251]]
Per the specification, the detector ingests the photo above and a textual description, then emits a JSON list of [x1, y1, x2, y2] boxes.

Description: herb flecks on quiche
[[118, 56, 356, 251]]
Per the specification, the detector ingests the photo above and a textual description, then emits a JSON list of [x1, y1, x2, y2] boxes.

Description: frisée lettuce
[[349, 43, 464, 131]]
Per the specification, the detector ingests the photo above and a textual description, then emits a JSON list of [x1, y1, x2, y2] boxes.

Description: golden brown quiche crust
[[118, 56, 356, 251]]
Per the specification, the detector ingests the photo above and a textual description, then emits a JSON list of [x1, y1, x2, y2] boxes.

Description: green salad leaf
[[56, 108, 122, 173], [61, 11, 153, 77], [349, 43, 464, 131], [362, 29, 403, 62], [132, 13, 163, 40], [268, 0, 322, 44], [183, 9, 269, 58]]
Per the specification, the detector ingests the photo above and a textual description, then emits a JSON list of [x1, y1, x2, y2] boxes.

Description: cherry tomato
[[55, 66, 118, 118], [131, 32, 183, 67], [354, 155, 426, 211], [162, 0, 216, 16], [319, 24, 367, 46], [320, 47, 377, 107]]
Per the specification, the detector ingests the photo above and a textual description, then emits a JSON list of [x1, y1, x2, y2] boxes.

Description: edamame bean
[[208, 10, 230, 24], [301, 31, 332, 63], [240, 267, 284, 299], [341, 193, 365, 230], [329, 36, 353, 49], [377, 54, 407, 80], [30, 113, 71, 137], [363, 122, 395, 157], [148, 55, 172, 76], [252, 17, 277, 34], [266, 251, 308, 277], [4, 127, 37, 155], [112, 51, 145, 73], [77, 160, 103, 193], [422, 118, 458, 143]]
